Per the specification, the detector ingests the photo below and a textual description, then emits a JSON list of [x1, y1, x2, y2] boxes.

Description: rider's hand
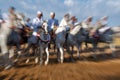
[[2, 20, 5, 23], [10, 26, 15, 29]]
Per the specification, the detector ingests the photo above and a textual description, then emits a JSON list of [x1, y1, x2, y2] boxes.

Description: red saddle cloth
[[92, 32, 100, 39]]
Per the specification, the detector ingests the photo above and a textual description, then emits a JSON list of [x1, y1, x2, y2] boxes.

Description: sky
[[0, 0, 120, 26]]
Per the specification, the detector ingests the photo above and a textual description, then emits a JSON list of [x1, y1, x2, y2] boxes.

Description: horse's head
[[42, 21, 48, 34]]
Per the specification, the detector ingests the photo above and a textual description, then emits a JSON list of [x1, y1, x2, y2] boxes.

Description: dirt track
[[0, 38, 120, 80]]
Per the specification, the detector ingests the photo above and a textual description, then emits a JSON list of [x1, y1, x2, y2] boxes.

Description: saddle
[[92, 30, 100, 40]]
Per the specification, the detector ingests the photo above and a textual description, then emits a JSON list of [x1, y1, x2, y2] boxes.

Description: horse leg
[[58, 44, 64, 63], [0, 36, 13, 69], [9, 47, 14, 59], [66, 44, 75, 62], [76, 45, 81, 60], [16, 43, 21, 55], [85, 42, 89, 50], [53, 41, 56, 53], [34, 47, 39, 64], [44, 46, 49, 65], [59, 47, 64, 64], [109, 43, 116, 57], [57, 48, 60, 63], [71, 45, 75, 62], [40, 46, 43, 65], [92, 42, 98, 59], [24, 44, 32, 63]]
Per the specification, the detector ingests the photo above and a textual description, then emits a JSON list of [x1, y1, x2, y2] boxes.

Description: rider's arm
[[0, 19, 3, 23]]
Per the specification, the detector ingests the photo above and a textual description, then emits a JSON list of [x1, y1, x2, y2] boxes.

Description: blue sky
[[0, 0, 120, 26]]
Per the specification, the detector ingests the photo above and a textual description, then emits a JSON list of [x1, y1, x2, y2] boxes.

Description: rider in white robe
[[0, 7, 19, 69], [98, 16, 110, 34]]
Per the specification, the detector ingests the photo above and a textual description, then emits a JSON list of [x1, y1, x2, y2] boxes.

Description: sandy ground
[[0, 38, 120, 80]]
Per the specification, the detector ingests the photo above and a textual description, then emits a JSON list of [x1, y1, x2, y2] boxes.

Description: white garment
[[59, 18, 68, 27], [99, 26, 110, 33], [32, 17, 43, 29], [81, 22, 88, 29], [0, 20, 12, 54], [32, 31, 37, 36], [55, 18, 68, 34], [0, 19, 3, 23]]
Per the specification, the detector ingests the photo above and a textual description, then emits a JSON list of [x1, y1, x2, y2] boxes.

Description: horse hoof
[[77, 56, 81, 60], [70, 58, 75, 63], [57, 59, 61, 63], [35, 58, 39, 63], [14, 59, 18, 63], [111, 53, 116, 58], [91, 54, 97, 59], [25, 59, 30, 63], [9, 53, 14, 58], [18, 51, 21, 55], [60, 61, 63, 64], [44, 61, 48, 66], [4, 64, 13, 70]]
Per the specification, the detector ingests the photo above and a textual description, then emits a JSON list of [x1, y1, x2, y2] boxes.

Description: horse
[[83, 25, 116, 58], [0, 12, 27, 69], [67, 23, 86, 61], [55, 15, 73, 63], [22, 21, 50, 65], [0, 13, 31, 62]]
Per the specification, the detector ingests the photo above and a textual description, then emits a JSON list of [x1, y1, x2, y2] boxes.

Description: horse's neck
[[40, 31, 45, 38], [43, 22, 48, 33]]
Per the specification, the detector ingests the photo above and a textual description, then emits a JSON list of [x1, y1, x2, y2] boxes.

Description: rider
[[70, 16, 78, 29], [25, 18, 32, 28], [91, 16, 109, 39], [0, 7, 18, 70], [31, 11, 44, 44], [59, 13, 72, 32], [47, 12, 59, 33], [71, 16, 78, 25], [8, 7, 18, 29], [97, 16, 109, 34], [57, 13, 72, 45], [32, 11, 44, 31], [82, 16, 93, 29], [47, 12, 59, 49], [82, 16, 93, 37]]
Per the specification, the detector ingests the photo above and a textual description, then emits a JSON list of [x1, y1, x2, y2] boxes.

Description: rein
[[39, 33, 51, 43]]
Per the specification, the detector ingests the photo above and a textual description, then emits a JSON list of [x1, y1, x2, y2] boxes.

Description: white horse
[[67, 23, 86, 60], [39, 21, 50, 65], [24, 21, 50, 65], [55, 17, 70, 63]]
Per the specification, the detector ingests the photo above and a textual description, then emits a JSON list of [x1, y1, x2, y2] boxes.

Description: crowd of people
[[0, 7, 110, 70]]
